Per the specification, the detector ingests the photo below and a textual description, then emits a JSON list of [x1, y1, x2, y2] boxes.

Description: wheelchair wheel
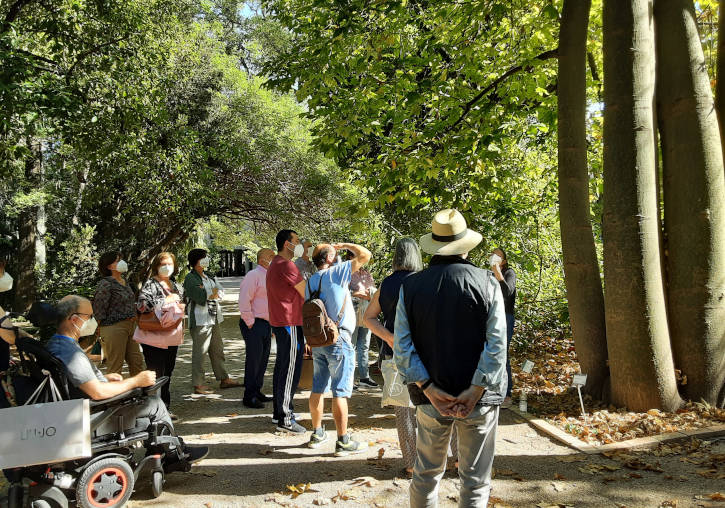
[[76, 458, 134, 508], [150, 471, 164, 499]]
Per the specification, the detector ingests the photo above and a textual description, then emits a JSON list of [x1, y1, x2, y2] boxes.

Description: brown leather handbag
[[136, 310, 182, 332]]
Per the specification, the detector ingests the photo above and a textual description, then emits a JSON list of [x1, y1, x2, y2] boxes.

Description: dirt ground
[[3, 277, 725, 507]]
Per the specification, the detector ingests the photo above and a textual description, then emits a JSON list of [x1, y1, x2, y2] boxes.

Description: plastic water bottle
[[518, 391, 527, 413]]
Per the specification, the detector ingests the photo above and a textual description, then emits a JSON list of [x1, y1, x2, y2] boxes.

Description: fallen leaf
[[554, 473, 566, 480], [709, 492, 725, 501], [224, 413, 239, 417], [377, 447, 385, 460], [257, 449, 274, 456], [200, 433, 215, 439], [351, 477, 379, 488], [312, 498, 329, 506]]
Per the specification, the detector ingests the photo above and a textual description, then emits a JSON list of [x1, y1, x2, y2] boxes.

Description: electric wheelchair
[[1, 306, 196, 508]]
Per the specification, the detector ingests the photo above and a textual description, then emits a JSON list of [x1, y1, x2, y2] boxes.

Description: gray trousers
[[190, 324, 229, 387], [410, 404, 498, 508]]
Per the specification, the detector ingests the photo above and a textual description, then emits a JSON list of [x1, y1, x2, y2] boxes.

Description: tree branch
[[450, 48, 558, 130], [1, 0, 32, 33]]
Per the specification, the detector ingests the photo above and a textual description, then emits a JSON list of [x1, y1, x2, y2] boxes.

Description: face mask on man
[[199, 257, 210, 268], [158, 265, 174, 277], [289, 242, 304, 258], [0, 272, 13, 292], [115, 260, 128, 273], [307, 246, 314, 257], [489, 254, 503, 267], [73, 314, 98, 337]]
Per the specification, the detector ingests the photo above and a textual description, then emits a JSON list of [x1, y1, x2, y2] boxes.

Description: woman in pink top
[[238, 248, 275, 408], [134, 252, 185, 417]]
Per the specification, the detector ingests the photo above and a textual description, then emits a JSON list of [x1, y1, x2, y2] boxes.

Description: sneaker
[[359, 378, 379, 388], [271, 417, 278, 424], [308, 427, 330, 449], [276, 421, 306, 434], [334, 436, 368, 457], [169, 413, 180, 422], [184, 444, 209, 464]]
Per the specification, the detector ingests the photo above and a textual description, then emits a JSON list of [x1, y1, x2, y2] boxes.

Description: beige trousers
[[100, 319, 144, 377]]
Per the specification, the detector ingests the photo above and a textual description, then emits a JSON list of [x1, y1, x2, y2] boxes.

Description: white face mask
[[158, 264, 173, 277], [115, 260, 128, 273], [307, 246, 314, 257], [199, 257, 210, 268], [489, 254, 503, 267], [0, 272, 13, 292], [291, 243, 304, 258], [73, 315, 98, 337]]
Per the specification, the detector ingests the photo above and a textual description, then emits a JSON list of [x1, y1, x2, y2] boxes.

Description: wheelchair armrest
[[143, 376, 169, 396], [90, 388, 143, 408]]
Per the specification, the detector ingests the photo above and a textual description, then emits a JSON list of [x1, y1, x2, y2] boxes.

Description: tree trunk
[[655, 0, 725, 407], [716, 0, 725, 141], [14, 141, 41, 311], [602, 0, 682, 411], [557, 0, 610, 399]]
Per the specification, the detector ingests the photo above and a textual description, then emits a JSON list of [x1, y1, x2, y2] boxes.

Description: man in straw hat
[[394, 209, 507, 507]]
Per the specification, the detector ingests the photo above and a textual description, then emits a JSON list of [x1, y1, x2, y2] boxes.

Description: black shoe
[[184, 444, 209, 464], [359, 378, 379, 388], [258, 393, 272, 402], [243, 397, 265, 409]]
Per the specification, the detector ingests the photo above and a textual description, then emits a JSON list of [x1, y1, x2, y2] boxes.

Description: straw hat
[[419, 209, 482, 256]]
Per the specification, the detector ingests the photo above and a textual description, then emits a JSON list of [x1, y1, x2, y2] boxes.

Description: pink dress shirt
[[238, 265, 269, 327]]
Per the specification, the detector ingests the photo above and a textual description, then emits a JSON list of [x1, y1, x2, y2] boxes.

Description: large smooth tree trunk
[[602, 0, 682, 411], [716, 0, 725, 140], [557, 0, 609, 399], [655, 0, 725, 407]]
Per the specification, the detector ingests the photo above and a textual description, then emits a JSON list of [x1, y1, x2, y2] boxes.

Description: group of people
[[0, 206, 518, 507]]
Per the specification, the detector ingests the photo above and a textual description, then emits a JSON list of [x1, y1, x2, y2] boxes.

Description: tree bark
[[602, 0, 682, 411], [557, 0, 610, 399], [14, 140, 41, 311], [655, 0, 725, 407], [716, 0, 725, 142]]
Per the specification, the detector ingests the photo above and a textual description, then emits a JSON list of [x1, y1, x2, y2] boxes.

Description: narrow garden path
[[125, 277, 725, 508]]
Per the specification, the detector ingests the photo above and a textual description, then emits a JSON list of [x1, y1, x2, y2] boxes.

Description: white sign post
[[518, 360, 534, 413], [572, 373, 588, 417], [521, 360, 534, 374]]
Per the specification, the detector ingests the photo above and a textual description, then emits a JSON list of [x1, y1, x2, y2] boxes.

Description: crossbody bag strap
[[335, 295, 347, 326]]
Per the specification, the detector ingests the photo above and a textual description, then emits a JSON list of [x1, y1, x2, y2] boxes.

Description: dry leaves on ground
[[511, 334, 724, 445]]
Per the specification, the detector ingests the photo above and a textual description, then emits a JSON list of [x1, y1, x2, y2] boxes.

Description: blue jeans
[[352, 326, 372, 380], [505, 313, 514, 397], [311, 334, 355, 397]]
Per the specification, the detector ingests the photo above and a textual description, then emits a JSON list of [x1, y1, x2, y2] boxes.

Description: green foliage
[[39, 225, 98, 301]]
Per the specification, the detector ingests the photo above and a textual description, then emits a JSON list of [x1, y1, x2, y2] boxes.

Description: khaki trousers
[[100, 319, 144, 377], [410, 404, 498, 508], [190, 324, 229, 387]]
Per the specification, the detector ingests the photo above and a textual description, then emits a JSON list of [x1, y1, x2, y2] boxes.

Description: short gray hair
[[392, 238, 423, 272], [55, 295, 85, 325]]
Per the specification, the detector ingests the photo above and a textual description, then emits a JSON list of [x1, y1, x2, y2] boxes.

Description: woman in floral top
[[92, 251, 144, 377], [134, 252, 184, 416]]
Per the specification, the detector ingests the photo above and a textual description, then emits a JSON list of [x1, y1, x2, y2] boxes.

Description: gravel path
[[3, 277, 724, 507]]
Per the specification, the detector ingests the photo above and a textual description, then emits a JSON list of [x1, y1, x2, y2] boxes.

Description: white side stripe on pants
[[282, 326, 298, 426]]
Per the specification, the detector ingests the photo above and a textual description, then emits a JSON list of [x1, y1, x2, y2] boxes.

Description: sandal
[[194, 385, 214, 395], [219, 378, 241, 389]]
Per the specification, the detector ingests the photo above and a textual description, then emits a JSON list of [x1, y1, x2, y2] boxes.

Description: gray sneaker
[[276, 421, 306, 434], [334, 436, 369, 457], [308, 427, 330, 449]]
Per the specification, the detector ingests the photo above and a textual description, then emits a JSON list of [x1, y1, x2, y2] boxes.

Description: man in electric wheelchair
[[1, 296, 208, 508]]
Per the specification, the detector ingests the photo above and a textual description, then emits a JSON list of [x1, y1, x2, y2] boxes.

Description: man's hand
[[304, 344, 312, 357], [423, 384, 458, 417], [451, 385, 485, 418], [134, 370, 156, 388], [106, 373, 123, 382]]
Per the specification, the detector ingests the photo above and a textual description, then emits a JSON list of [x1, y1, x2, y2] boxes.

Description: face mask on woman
[[0, 272, 13, 292], [489, 254, 503, 267], [307, 246, 314, 257], [199, 257, 210, 268], [74, 315, 98, 337], [115, 260, 128, 273], [158, 264, 174, 277]]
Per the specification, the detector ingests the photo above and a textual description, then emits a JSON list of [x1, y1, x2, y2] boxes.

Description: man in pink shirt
[[239, 248, 275, 408]]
